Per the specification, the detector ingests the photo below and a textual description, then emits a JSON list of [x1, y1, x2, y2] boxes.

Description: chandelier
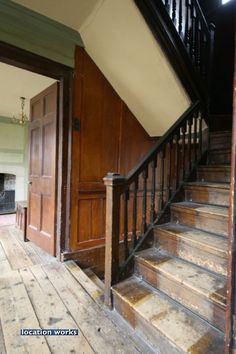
[[12, 97, 29, 125]]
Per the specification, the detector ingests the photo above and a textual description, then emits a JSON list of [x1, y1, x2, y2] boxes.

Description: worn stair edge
[[154, 223, 227, 276], [112, 276, 224, 354], [184, 182, 229, 207], [171, 202, 228, 237], [135, 249, 226, 331]]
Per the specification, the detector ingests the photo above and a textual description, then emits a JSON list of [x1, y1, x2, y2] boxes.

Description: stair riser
[[171, 208, 228, 236], [197, 169, 230, 183], [185, 187, 229, 206], [209, 150, 231, 164], [135, 261, 225, 332], [210, 134, 232, 150], [113, 291, 183, 354], [154, 230, 226, 276]]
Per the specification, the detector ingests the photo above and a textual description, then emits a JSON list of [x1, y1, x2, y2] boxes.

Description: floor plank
[[66, 261, 103, 304], [0, 226, 148, 353], [43, 262, 141, 354], [0, 259, 12, 272], [0, 271, 50, 354], [0, 243, 6, 262], [0, 229, 33, 270], [0, 319, 6, 354], [20, 265, 94, 354]]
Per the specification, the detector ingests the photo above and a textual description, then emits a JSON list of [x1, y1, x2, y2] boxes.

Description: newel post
[[103, 172, 125, 308]]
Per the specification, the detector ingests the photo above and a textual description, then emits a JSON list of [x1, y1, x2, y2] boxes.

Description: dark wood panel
[[27, 83, 58, 256], [70, 47, 155, 252]]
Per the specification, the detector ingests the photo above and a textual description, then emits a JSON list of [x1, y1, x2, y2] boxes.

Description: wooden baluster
[[196, 20, 202, 71], [188, 118, 193, 173], [174, 131, 180, 191], [198, 114, 202, 157], [184, 0, 190, 51], [150, 159, 157, 223], [165, 0, 170, 13], [199, 23, 205, 77], [160, 149, 165, 209], [132, 179, 138, 249], [141, 167, 148, 234], [103, 173, 125, 307], [172, 0, 177, 25], [193, 111, 198, 163], [167, 140, 173, 199], [123, 189, 129, 260], [189, 1, 195, 61], [181, 122, 186, 181], [178, 0, 183, 35]]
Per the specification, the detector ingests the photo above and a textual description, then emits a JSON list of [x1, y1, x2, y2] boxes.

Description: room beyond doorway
[[0, 41, 73, 258]]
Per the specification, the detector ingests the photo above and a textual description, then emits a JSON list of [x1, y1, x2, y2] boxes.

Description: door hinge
[[73, 118, 80, 131]]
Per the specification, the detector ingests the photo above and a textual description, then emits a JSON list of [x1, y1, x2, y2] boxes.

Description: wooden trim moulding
[[0, 40, 73, 259]]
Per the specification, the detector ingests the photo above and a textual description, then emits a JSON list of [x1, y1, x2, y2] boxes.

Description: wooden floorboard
[[0, 228, 33, 270], [0, 270, 50, 354], [0, 226, 145, 354], [43, 262, 141, 354]]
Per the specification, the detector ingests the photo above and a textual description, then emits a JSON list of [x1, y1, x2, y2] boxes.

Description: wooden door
[[27, 82, 58, 256]]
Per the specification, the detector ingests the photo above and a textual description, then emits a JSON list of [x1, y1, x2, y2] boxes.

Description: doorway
[[0, 41, 73, 258]]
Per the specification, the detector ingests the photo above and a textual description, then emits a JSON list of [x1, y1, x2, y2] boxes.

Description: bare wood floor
[[0, 226, 152, 354]]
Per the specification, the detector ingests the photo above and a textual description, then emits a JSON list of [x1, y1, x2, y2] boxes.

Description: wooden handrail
[[104, 102, 208, 306]]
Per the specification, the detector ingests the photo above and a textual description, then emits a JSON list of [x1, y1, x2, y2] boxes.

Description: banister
[[134, 0, 215, 106], [192, 0, 211, 35], [104, 101, 208, 306]]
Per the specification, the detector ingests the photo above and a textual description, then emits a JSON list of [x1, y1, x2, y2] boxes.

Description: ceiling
[[0, 62, 55, 118], [12, 0, 99, 30]]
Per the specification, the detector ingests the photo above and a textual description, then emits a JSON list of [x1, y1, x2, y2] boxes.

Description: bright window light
[[222, 0, 232, 4]]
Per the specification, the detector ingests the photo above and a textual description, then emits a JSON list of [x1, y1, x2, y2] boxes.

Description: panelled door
[[27, 82, 58, 256]]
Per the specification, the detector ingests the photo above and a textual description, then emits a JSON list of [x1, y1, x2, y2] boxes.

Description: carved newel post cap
[[103, 172, 126, 186]]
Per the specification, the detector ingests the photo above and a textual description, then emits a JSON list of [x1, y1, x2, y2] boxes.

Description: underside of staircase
[[112, 130, 231, 353]]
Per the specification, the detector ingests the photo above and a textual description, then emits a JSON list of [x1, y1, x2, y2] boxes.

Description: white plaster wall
[[80, 0, 191, 136], [0, 122, 28, 202]]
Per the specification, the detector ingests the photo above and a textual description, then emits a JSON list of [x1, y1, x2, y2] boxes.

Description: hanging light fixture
[[12, 97, 29, 125]]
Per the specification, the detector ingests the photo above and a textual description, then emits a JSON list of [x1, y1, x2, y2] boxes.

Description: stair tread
[[198, 165, 230, 169], [209, 147, 231, 152], [113, 277, 224, 353], [155, 223, 227, 256], [210, 130, 231, 136], [171, 202, 228, 217], [185, 182, 229, 189], [135, 249, 226, 307]]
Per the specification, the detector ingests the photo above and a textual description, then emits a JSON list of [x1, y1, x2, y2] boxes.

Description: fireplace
[[0, 173, 16, 214]]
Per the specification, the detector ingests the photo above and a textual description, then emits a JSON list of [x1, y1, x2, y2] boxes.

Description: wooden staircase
[[112, 131, 231, 353]]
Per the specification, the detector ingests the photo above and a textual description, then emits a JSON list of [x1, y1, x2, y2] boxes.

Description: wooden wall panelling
[[70, 47, 155, 261]]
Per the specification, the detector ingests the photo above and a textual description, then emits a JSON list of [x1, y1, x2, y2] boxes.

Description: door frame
[[0, 40, 73, 258]]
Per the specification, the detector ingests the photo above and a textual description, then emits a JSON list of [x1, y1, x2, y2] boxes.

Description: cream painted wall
[[80, 0, 190, 136], [0, 120, 28, 201]]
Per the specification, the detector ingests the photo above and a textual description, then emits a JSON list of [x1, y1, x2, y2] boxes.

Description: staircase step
[[209, 148, 231, 164], [197, 165, 230, 183], [112, 277, 224, 353], [135, 249, 226, 331], [185, 182, 229, 206], [209, 131, 232, 150], [154, 223, 227, 276], [171, 202, 228, 236]]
